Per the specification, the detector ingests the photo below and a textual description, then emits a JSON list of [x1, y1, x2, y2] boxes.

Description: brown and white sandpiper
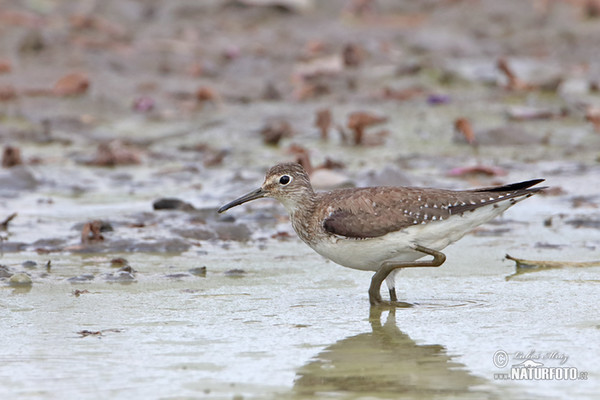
[[218, 163, 545, 306]]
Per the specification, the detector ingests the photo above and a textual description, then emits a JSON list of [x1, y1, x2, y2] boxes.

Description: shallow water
[[2, 0, 600, 398], [2, 202, 599, 399]]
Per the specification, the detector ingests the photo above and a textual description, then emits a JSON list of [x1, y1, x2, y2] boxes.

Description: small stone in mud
[[2, 146, 22, 168], [80, 220, 113, 244], [153, 198, 196, 211], [118, 265, 136, 273], [0, 265, 11, 278], [105, 271, 136, 282], [110, 257, 129, 267], [22, 260, 37, 269], [68, 274, 95, 283], [165, 273, 191, 279], [9, 273, 32, 286], [189, 266, 207, 276], [224, 269, 246, 276], [565, 218, 600, 229]]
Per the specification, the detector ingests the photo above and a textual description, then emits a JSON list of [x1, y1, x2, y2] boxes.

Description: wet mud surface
[[1, 0, 600, 399]]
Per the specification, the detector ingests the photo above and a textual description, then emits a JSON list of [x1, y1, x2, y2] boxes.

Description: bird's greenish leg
[[369, 244, 446, 307]]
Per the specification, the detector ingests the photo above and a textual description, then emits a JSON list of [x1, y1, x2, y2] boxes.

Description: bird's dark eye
[[279, 175, 291, 185]]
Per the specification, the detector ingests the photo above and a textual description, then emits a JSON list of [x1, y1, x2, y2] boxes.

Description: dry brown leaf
[[347, 111, 387, 145], [0, 60, 11, 74], [0, 85, 18, 101], [342, 43, 365, 67], [81, 220, 104, 244], [53, 72, 90, 96], [261, 120, 293, 146], [497, 58, 534, 91], [447, 165, 507, 177], [88, 140, 142, 166], [2, 146, 22, 168], [454, 117, 476, 145], [315, 109, 332, 139], [382, 86, 425, 101], [585, 106, 600, 132]]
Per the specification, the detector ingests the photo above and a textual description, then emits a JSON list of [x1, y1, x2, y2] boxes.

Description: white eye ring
[[279, 175, 292, 185]]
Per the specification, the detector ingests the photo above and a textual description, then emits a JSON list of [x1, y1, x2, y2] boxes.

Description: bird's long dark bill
[[217, 188, 266, 213]]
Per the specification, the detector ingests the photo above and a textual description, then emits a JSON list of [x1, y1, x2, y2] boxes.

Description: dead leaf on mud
[[88, 140, 142, 166], [585, 106, 600, 132], [2, 146, 23, 167], [315, 108, 332, 139], [1, 212, 17, 230], [505, 254, 600, 280], [81, 220, 105, 244], [447, 165, 508, 177], [261, 119, 293, 146], [0, 85, 18, 101], [77, 328, 121, 337], [342, 43, 365, 67], [196, 86, 220, 104], [347, 111, 387, 145], [497, 58, 534, 91], [453, 118, 476, 145], [381, 86, 425, 101], [53, 72, 90, 96], [0, 60, 11, 74]]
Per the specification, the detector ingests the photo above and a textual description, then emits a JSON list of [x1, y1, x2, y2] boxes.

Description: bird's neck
[[286, 190, 318, 243]]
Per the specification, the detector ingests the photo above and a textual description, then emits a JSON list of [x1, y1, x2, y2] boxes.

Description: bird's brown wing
[[321, 180, 545, 239]]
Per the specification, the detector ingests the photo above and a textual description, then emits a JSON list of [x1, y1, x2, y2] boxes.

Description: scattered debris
[[342, 43, 365, 67], [132, 95, 155, 113], [260, 119, 293, 146], [347, 111, 387, 145], [87, 140, 142, 166], [1, 213, 17, 230], [153, 198, 196, 211], [189, 266, 207, 276], [52, 72, 90, 96], [497, 58, 533, 91], [315, 108, 332, 139], [77, 328, 121, 338], [110, 257, 129, 267], [426, 94, 450, 105], [2, 146, 22, 168], [382, 86, 425, 101], [453, 118, 476, 145], [261, 82, 282, 100], [196, 86, 219, 105], [505, 254, 600, 280], [68, 274, 95, 282], [585, 106, 600, 132], [228, 0, 314, 13], [271, 231, 292, 240], [447, 165, 507, 177], [0, 59, 11, 74], [81, 220, 106, 244], [565, 218, 600, 229], [0, 85, 18, 101], [224, 268, 246, 276]]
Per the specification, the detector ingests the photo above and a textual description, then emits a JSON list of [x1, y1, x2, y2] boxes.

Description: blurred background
[[1, 1, 599, 399]]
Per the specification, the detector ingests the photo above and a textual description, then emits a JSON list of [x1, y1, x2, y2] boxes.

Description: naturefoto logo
[[493, 350, 588, 381]]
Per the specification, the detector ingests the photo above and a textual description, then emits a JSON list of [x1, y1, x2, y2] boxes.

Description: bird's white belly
[[308, 202, 512, 271]]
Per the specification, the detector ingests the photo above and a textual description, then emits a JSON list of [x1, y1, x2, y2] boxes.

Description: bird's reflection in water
[[293, 308, 492, 399]]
